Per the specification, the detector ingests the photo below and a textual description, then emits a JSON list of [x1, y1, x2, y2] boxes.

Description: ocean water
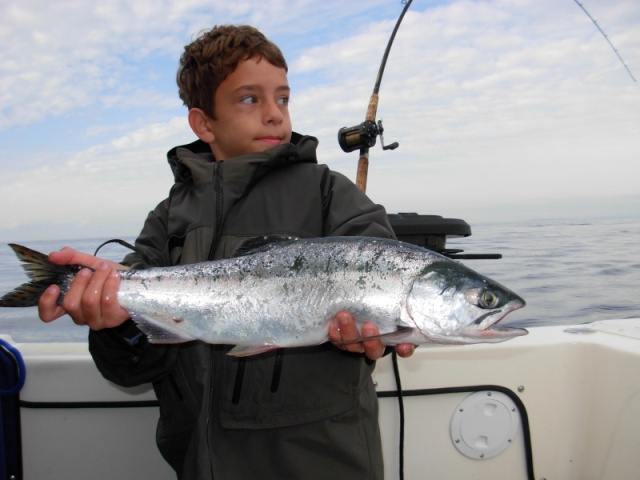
[[451, 216, 640, 329], [0, 217, 639, 343]]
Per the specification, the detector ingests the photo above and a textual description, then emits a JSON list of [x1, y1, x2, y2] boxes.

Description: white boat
[[3, 317, 640, 480]]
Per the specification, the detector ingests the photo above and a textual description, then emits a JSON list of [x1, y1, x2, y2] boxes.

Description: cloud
[[288, 0, 640, 210], [0, 116, 192, 238], [0, 0, 398, 129], [0, 0, 638, 242]]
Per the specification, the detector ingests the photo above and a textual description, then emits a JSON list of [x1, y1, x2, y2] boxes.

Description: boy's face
[[207, 57, 292, 160]]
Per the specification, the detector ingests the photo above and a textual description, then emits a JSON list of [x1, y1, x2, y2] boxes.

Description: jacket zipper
[[207, 161, 224, 261], [207, 161, 224, 479]]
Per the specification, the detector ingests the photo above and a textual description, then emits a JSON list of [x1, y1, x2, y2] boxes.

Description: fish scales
[[118, 238, 427, 346]]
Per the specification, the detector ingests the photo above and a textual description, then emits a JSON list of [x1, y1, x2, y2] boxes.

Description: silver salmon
[[0, 237, 526, 356]]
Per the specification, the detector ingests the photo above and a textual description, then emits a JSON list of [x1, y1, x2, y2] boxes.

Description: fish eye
[[479, 290, 499, 308]]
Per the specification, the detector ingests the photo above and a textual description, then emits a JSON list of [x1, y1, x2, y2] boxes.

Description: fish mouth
[[468, 300, 527, 340]]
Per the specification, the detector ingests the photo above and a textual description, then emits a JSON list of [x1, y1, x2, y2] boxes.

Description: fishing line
[[573, 0, 637, 82]]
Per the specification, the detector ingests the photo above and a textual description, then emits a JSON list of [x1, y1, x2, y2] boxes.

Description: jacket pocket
[[217, 344, 373, 429]]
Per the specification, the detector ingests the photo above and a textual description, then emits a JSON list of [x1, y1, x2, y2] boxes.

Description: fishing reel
[[338, 119, 399, 153]]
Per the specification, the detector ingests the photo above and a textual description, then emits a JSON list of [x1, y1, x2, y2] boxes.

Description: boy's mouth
[[256, 136, 283, 146]]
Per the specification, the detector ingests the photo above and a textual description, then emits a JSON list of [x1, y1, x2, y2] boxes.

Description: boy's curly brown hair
[[177, 25, 288, 119]]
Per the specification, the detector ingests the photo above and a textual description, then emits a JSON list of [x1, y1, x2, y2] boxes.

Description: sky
[[1, 0, 639, 242]]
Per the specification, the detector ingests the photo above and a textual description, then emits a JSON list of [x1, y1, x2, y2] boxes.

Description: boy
[[38, 25, 413, 479]]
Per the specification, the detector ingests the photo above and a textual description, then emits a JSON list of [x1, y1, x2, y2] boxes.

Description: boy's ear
[[188, 108, 216, 144]]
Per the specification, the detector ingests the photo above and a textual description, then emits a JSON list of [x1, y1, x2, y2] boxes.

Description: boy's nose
[[263, 100, 283, 124]]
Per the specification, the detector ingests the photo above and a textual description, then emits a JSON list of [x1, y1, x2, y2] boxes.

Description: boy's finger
[[61, 268, 93, 325], [335, 311, 365, 353], [100, 269, 129, 328], [49, 247, 123, 270], [38, 285, 66, 323], [80, 263, 112, 328], [395, 343, 415, 358], [361, 323, 385, 361], [48, 247, 91, 266]]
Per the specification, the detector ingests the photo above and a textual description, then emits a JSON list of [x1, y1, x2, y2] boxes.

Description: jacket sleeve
[[322, 170, 396, 239], [88, 197, 178, 387]]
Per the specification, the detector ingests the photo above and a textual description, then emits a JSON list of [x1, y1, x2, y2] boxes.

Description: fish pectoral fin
[[227, 344, 281, 357], [338, 326, 415, 346], [130, 313, 195, 344]]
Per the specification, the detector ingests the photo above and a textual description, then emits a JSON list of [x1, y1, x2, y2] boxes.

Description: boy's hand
[[329, 310, 415, 361], [38, 248, 130, 330]]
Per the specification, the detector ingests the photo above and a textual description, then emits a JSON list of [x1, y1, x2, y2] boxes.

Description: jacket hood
[[167, 132, 317, 186]]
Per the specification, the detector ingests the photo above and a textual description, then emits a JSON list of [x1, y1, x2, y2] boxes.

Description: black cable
[[379, 5, 414, 479], [377, 385, 535, 480], [391, 350, 405, 480], [93, 238, 153, 266]]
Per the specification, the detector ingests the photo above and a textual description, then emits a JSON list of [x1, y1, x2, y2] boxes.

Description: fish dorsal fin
[[130, 313, 196, 344], [232, 235, 300, 257]]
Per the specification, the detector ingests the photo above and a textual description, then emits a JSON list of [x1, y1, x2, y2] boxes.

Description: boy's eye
[[240, 96, 257, 105], [238, 95, 289, 107]]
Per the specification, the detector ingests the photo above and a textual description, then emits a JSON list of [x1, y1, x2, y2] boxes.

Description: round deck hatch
[[450, 391, 520, 459]]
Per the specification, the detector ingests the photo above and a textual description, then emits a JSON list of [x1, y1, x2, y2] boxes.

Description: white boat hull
[[7, 318, 640, 480]]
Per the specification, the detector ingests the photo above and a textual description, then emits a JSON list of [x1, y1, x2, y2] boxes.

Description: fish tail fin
[[0, 244, 80, 308]]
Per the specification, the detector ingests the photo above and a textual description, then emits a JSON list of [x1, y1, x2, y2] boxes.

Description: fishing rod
[[336, 6, 416, 480], [337, 0, 413, 192], [574, 0, 636, 82]]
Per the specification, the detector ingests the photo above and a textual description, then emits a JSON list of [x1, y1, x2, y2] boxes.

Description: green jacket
[[89, 133, 395, 479]]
